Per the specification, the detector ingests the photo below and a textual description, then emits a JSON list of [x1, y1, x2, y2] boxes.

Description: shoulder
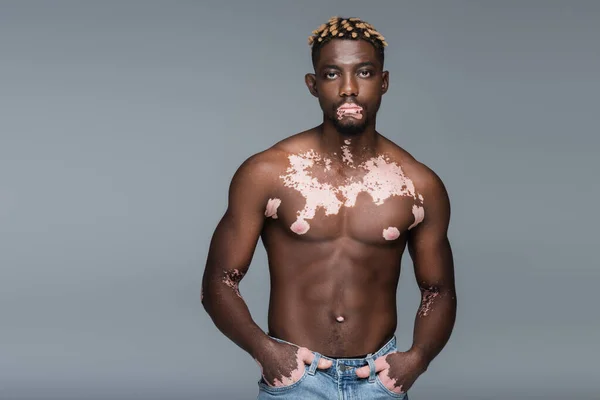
[[379, 136, 450, 203], [230, 130, 315, 188], [231, 148, 286, 191]]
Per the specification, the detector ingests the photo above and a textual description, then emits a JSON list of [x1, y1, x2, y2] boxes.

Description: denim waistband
[[268, 335, 397, 380]]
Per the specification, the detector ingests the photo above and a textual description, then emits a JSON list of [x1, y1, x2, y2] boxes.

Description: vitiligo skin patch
[[408, 203, 425, 230], [336, 104, 363, 120], [222, 269, 245, 299], [341, 140, 354, 166], [382, 227, 400, 241], [264, 198, 282, 219], [279, 145, 425, 235], [417, 287, 440, 317], [290, 219, 311, 235]]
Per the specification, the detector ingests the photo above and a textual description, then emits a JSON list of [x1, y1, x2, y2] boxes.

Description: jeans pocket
[[375, 374, 407, 398], [258, 366, 309, 394]]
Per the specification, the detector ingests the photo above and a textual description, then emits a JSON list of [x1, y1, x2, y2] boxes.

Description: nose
[[339, 75, 358, 97]]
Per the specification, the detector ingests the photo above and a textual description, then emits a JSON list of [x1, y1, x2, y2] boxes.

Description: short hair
[[308, 16, 387, 68]]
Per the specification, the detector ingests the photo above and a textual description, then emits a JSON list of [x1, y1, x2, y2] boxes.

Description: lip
[[336, 102, 364, 120], [337, 103, 362, 110]]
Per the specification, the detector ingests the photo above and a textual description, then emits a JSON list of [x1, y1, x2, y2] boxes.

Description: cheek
[[317, 82, 339, 102], [316, 92, 333, 110], [367, 77, 384, 92], [356, 87, 378, 106]]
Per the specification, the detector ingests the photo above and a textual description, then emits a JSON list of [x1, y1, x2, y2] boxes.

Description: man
[[202, 16, 457, 399]]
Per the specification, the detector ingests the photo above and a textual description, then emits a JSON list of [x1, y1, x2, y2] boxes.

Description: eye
[[325, 71, 339, 79], [358, 70, 373, 78]]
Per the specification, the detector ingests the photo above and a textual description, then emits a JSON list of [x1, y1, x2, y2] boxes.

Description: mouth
[[336, 103, 364, 120]]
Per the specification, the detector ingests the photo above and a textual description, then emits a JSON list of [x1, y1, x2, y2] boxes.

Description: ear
[[305, 73, 318, 97], [381, 70, 389, 94]]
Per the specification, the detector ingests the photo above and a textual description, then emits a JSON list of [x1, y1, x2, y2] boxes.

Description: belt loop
[[308, 352, 321, 375], [366, 353, 376, 383]]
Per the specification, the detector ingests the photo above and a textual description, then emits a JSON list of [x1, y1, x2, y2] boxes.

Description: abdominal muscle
[[265, 256, 400, 357]]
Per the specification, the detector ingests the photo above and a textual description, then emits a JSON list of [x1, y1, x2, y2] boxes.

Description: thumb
[[300, 348, 333, 369], [355, 365, 371, 378], [355, 357, 388, 378], [316, 356, 333, 369]]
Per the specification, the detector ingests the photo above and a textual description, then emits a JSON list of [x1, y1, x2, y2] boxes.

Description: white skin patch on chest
[[279, 149, 425, 235], [408, 203, 425, 230], [382, 227, 400, 241], [264, 198, 281, 219]]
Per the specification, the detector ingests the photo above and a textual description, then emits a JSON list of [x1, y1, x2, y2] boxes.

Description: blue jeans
[[257, 335, 408, 400]]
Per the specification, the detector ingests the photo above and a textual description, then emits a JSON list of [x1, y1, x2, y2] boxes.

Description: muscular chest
[[264, 150, 425, 245]]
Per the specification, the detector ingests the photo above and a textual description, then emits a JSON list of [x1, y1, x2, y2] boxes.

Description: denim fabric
[[257, 335, 408, 400]]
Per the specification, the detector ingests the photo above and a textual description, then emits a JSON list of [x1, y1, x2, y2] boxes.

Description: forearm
[[408, 286, 457, 368], [202, 275, 272, 360]]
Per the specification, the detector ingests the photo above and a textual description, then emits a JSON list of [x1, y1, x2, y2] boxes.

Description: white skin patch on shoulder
[[280, 150, 425, 234], [264, 198, 281, 219]]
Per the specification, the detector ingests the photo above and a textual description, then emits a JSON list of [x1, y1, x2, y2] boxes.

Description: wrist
[[408, 346, 431, 372], [251, 335, 277, 361]]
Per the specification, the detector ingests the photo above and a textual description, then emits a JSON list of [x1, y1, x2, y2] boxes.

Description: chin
[[333, 119, 368, 136]]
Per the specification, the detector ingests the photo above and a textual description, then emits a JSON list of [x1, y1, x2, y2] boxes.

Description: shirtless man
[[202, 16, 457, 399]]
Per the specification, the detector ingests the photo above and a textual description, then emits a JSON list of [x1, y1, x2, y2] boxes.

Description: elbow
[[419, 284, 457, 307], [200, 281, 226, 314]]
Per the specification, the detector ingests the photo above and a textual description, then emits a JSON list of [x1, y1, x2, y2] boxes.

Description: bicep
[[203, 157, 272, 282], [407, 172, 455, 289]]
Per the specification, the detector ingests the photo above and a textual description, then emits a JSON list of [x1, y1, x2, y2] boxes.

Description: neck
[[318, 120, 379, 165]]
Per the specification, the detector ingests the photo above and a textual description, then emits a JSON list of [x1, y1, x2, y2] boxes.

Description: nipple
[[336, 316, 345, 323]]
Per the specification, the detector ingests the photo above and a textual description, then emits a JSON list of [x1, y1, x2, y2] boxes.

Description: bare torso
[[259, 129, 426, 357]]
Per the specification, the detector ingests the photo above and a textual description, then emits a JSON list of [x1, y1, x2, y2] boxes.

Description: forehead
[[317, 39, 379, 68]]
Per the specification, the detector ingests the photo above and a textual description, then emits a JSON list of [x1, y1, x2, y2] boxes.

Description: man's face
[[306, 39, 389, 136]]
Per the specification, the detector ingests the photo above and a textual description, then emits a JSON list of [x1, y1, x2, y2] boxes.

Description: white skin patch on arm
[[264, 198, 281, 219], [280, 150, 425, 235], [222, 269, 245, 299], [417, 287, 440, 317]]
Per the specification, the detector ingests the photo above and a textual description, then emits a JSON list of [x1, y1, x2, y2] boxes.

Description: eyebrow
[[320, 61, 377, 71]]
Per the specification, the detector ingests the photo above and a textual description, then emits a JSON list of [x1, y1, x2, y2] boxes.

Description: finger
[[298, 347, 312, 364], [379, 372, 406, 394], [317, 357, 333, 369], [355, 356, 389, 378], [299, 348, 333, 369]]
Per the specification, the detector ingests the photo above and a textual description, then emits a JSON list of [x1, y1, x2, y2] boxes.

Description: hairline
[[311, 38, 385, 71]]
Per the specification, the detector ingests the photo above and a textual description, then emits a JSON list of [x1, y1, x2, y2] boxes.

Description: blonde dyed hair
[[308, 16, 387, 67]]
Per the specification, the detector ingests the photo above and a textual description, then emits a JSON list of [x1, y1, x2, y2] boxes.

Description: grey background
[[1, 1, 598, 399]]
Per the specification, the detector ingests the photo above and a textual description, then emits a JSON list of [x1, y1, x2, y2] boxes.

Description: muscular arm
[[201, 154, 274, 359], [406, 169, 457, 368]]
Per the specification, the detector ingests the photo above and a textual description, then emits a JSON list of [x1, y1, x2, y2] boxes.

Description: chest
[[264, 153, 424, 244]]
